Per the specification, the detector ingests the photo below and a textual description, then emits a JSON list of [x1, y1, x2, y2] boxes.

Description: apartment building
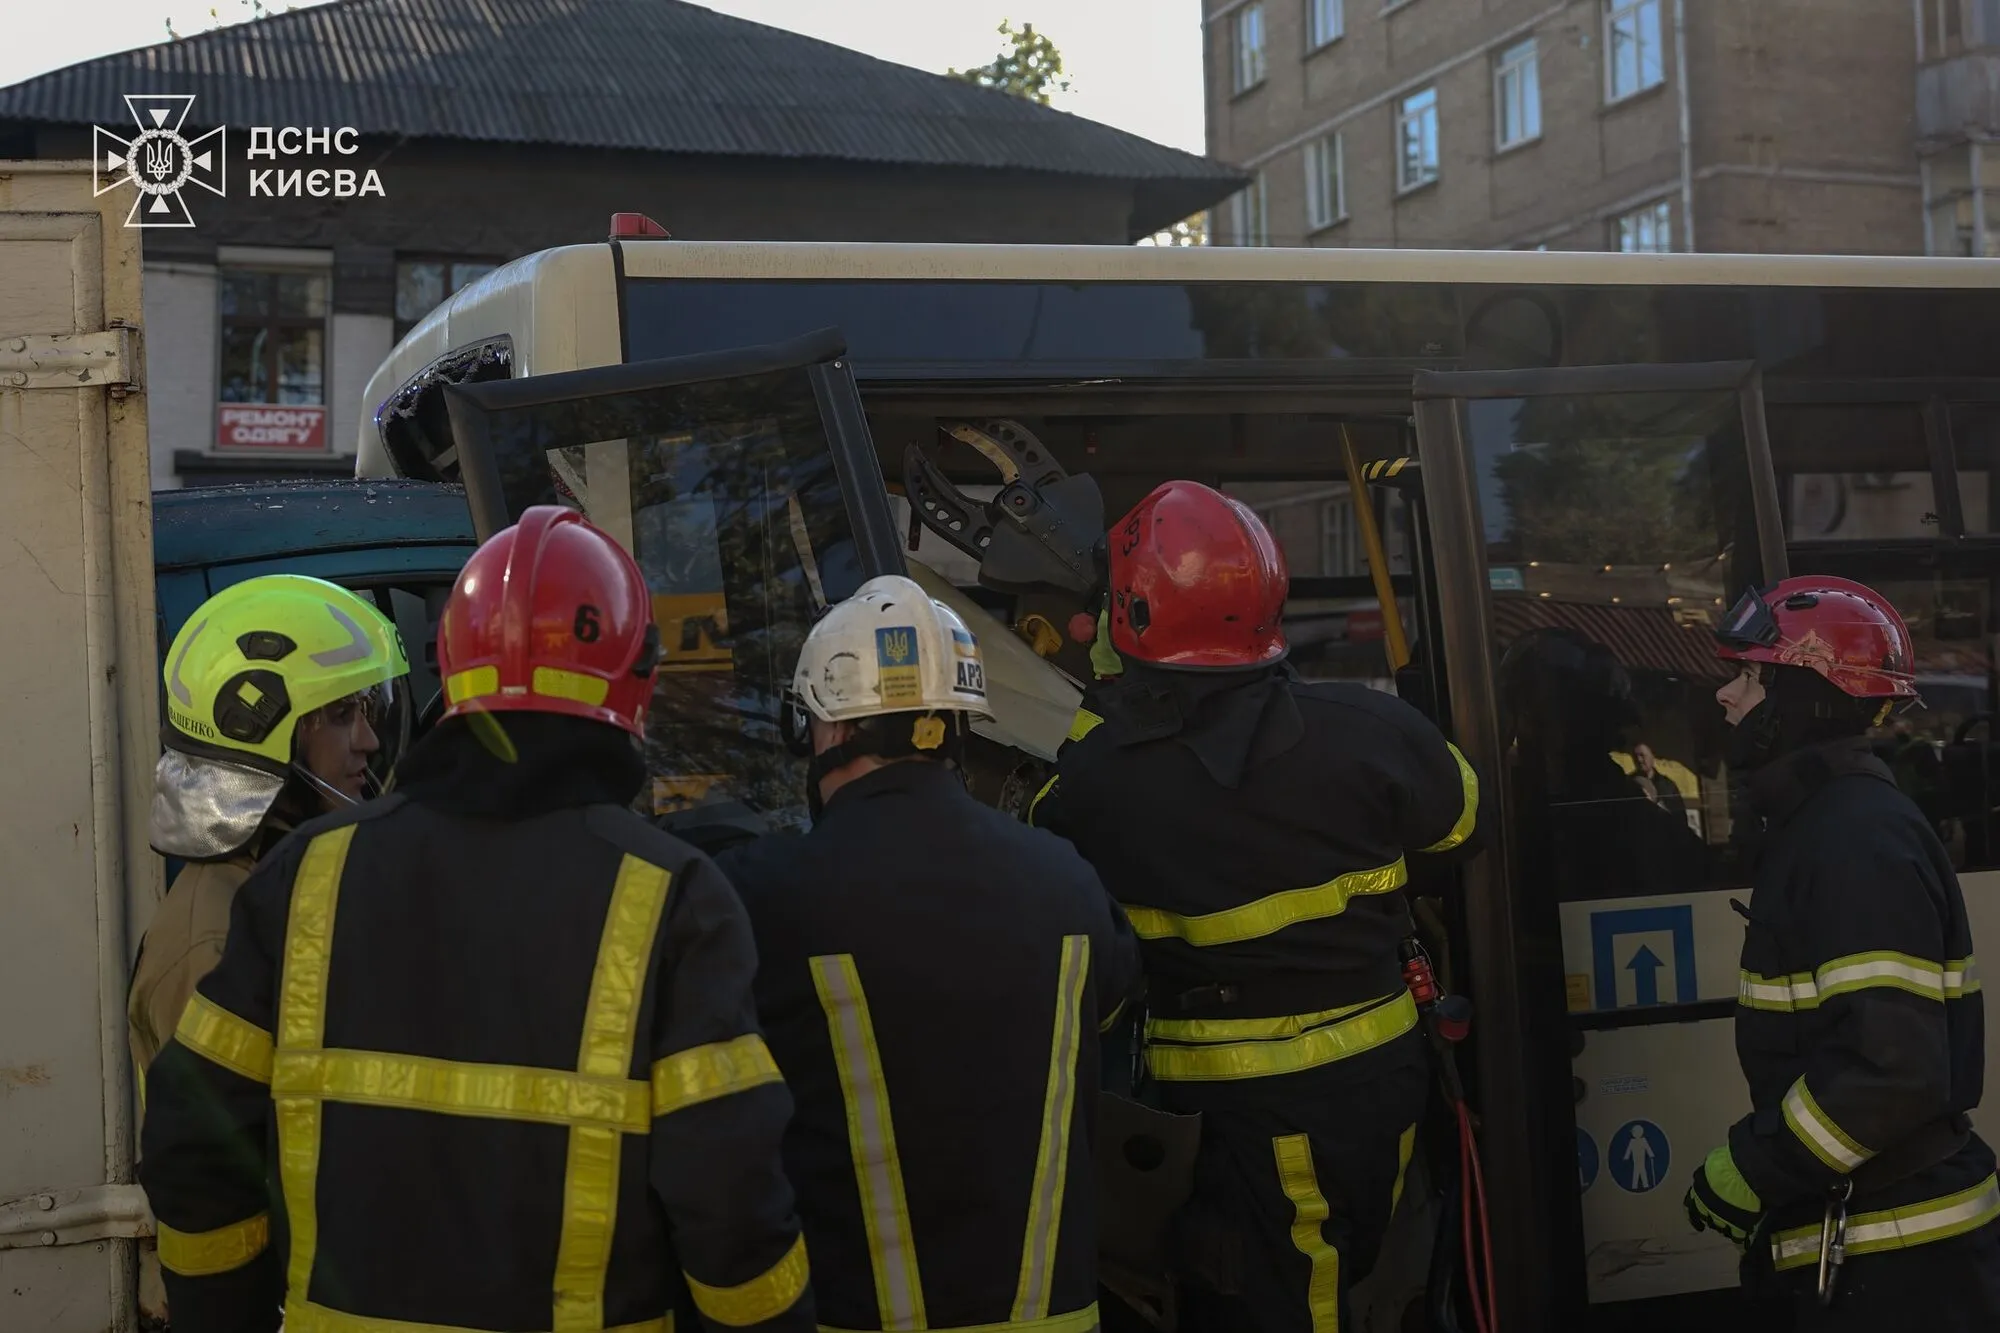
[[1205, 0, 2000, 255]]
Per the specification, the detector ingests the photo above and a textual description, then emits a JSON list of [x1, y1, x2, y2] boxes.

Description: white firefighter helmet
[[794, 574, 995, 725]]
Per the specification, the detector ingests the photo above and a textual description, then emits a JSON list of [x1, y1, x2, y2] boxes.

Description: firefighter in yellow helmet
[[130, 574, 409, 1082]]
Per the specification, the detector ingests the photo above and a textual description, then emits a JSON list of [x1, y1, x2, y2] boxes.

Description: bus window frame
[[1764, 377, 2000, 544], [440, 326, 907, 580], [1409, 358, 1788, 1330]]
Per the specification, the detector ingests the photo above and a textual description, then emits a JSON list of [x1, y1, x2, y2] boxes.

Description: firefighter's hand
[[1684, 1144, 1764, 1249]]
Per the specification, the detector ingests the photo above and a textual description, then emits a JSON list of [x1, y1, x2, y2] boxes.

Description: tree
[[948, 20, 1072, 105], [1140, 212, 1209, 247]]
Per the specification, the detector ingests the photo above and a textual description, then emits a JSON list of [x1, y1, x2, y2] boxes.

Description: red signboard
[[1346, 608, 1385, 642], [216, 404, 327, 452]]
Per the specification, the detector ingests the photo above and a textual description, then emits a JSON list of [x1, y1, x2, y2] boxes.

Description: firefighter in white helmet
[[717, 574, 1142, 1331]]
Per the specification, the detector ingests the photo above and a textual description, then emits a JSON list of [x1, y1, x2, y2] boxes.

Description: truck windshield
[[475, 367, 870, 832]]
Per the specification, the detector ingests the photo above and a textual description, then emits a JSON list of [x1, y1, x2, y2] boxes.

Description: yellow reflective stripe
[[1421, 743, 1478, 854], [1816, 950, 1946, 1003], [443, 666, 498, 705], [1067, 708, 1103, 744], [1273, 1135, 1340, 1333], [820, 1305, 1100, 1333], [1738, 969, 1818, 1012], [1148, 995, 1384, 1044], [1948, 956, 1981, 997], [1014, 935, 1090, 1321], [284, 1299, 673, 1332], [175, 992, 275, 1084], [1390, 1122, 1418, 1217], [277, 823, 355, 1307], [555, 855, 672, 1333], [271, 1050, 651, 1131], [1782, 1076, 1874, 1173], [533, 666, 611, 708], [1146, 991, 1418, 1082], [1123, 859, 1407, 947], [1771, 1174, 2000, 1270], [1026, 772, 1060, 828], [687, 1232, 810, 1327], [813, 953, 925, 1330], [650, 1033, 783, 1116], [157, 1212, 269, 1277]]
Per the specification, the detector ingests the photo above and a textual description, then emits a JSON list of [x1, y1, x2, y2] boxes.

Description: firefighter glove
[[1684, 1144, 1764, 1249]]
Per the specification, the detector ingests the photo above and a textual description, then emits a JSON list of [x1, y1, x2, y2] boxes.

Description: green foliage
[[1141, 212, 1209, 247], [948, 20, 1072, 105]]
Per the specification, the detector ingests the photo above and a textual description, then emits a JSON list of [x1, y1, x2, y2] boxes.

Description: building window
[[219, 269, 327, 408], [1495, 39, 1542, 149], [395, 257, 502, 342], [1307, 0, 1344, 50], [1605, 0, 1665, 102], [1616, 200, 1673, 252], [1234, 3, 1268, 92], [1320, 495, 1363, 577], [1397, 88, 1441, 192], [1305, 134, 1345, 231], [1230, 171, 1270, 245]]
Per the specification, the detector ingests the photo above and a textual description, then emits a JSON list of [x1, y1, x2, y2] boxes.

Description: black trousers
[[1159, 1032, 1430, 1333], [1779, 1216, 2000, 1332]]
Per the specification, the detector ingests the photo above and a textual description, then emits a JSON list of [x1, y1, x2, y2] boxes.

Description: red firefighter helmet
[[437, 506, 662, 736], [1714, 575, 1916, 699], [1107, 480, 1290, 669]]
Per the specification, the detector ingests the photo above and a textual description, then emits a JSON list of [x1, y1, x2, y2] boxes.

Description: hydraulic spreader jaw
[[902, 419, 1107, 597]]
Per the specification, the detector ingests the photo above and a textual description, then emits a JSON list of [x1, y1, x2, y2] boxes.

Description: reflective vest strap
[[1420, 742, 1479, 854], [819, 1303, 1101, 1333], [1272, 1135, 1340, 1333], [283, 1300, 674, 1332], [174, 992, 275, 1084], [1013, 935, 1091, 1322], [1770, 1174, 2000, 1271], [555, 855, 673, 1332], [685, 1232, 810, 1327], [277, 822, 359, 1308], [156, 1212, 270, 1278], [1145, 990, 1419, 1082], [812, 953, 926, 1330], [1123, 859, 1409, 948]]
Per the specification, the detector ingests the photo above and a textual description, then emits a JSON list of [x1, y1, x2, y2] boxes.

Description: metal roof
[[0, 0, 1242, 234]]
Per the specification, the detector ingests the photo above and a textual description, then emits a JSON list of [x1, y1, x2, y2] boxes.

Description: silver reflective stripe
[[1947, 957, 1980, 997], [811, 954, 924, 1330], [1782, 1078, 1873, 1173], [1817, 953, 1945, 1002], [1739, 971, 1816, 1010], [1014, 935, 1090, 1321], [1772, 1174, 2000, 1269], [309, 603, 373, 667]]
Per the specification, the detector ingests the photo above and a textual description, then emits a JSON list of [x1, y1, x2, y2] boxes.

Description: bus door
[[436, 328, 907, 843], [1408, 362, 1790, 1332]]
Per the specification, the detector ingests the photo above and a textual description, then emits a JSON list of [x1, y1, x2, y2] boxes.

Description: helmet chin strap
[[291, 762, 381, 810]]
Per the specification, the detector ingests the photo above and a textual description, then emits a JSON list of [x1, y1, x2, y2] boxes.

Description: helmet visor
[[1716, 585, 1782, 653], [296, 677, 411, 797]]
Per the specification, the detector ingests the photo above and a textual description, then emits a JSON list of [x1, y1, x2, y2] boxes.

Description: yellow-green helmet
[[162, 574, 409, 766], [152, 576, 410, 861]]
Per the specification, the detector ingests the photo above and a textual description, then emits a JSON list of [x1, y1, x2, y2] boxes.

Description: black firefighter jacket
[[1029, 666, 1480, 1088], [717, 760, 1142, 1332], [1731, 737, 1997, 1273], [138, 719, 814, 1333]]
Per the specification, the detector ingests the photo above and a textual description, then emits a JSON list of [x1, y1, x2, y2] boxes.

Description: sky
[[0, 0, 1209, 155]]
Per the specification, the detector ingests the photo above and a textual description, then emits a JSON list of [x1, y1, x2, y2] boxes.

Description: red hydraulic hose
[[1456, 1099, 1499, 1333]]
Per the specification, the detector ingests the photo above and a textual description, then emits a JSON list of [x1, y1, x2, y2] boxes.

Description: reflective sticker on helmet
[[951, 628, 978, 658], [955, 659, 986, 697], [1776, 630, 1839, 674], [876, 627, 922, 707], [911, 716, 946, 751]]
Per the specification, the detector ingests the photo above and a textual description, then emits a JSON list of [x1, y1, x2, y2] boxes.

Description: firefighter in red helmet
[[139, 506, 815, 1333], [1686, 576, 1999, 1329], [1031, 481, 1482, 1332]]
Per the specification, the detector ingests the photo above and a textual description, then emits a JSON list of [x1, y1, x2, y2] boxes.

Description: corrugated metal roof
[[1493, 597, 1732, 681], [0, 0, 1243, 195]]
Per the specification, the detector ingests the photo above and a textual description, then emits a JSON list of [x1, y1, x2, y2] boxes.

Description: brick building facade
[[1203, 0, 1991, 256]]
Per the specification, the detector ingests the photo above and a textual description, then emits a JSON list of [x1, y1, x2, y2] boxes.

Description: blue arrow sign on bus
[[1591, 905, 1696, 1008]]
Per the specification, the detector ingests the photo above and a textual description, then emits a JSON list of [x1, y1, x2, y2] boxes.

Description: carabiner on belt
[[1816, 1177, 1854, 1307]]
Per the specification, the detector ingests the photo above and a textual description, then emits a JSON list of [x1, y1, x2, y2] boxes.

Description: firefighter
[[716, 573, 1140, 1332], [138, 506, 814, 1333], [131, 574, 410, 1082], [1029, 481, 1481, 1333], [1685, 575, 2000, 1329]]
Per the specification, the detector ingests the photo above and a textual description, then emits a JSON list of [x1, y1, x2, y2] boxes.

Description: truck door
[[1409, 363, 1789, 1330], [438, 328, 907, 840], [0, 165, 159, 1332]]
